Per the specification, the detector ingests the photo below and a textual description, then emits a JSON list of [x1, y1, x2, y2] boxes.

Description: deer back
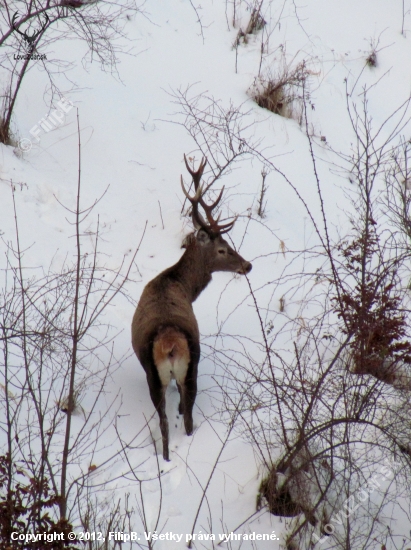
[[131, 257, 201, 371]]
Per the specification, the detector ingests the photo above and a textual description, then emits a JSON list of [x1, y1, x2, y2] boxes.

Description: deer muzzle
[[237, 262, 252, 275]]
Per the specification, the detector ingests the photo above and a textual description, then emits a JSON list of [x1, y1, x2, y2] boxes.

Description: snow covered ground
[[1, 0, 411, 548]]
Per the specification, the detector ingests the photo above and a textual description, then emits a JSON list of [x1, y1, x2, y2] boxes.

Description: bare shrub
[[234, 3, 266, 47], [169, 85, 265, 182], [0, 123, 143, 538], [248, 60, 309, 119], [163, 74, 411, 549], [258, 468, 303, 518], [366, 50, 377, 67], [363, 33, 394, 69], [330, 90, 411, 389], [0, 454, 77, 549], [204, 82, 411, 548], [334, 231, 411, 384], [257, 167, 268, 218], [0, 0, 144, 145], [245, 6, 266, 34]]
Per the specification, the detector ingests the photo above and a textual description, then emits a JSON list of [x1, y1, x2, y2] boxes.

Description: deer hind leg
[[158, 388, 169, 461], [147, 378, 169, 461], [176, 382, 184, 415], [180, 374, 197, 436], [176, 382, 193, 434]]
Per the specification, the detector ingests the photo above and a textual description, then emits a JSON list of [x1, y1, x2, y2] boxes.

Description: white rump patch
[[153, 327, 190, 387]]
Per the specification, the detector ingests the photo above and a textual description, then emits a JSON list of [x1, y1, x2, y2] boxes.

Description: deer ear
[[196, 229, 210, 245], [181, 232, 196, 248]]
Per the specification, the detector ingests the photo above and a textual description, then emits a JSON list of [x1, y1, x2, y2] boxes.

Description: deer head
[[181, 155, 252, 276], [12, 11, 49, 53]]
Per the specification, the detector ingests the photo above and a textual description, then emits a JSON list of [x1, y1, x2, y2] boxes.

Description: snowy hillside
[[1, 0, 411, 548]]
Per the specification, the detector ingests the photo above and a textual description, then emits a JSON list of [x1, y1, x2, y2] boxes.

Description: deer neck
[[171, 242, 213, 302]]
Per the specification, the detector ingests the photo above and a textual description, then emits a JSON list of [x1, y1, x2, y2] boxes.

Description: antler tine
[[217, 216, 238, 234], [202, 201, 238, 233], [12, 12, 25, 35], [201, 186, 224, 212], [40, 11, 49, 31], [31, 11, 49, 40], [180, 175, 203, 202], [197, 185, 238, 235], [183, 154, 207, 191], [181, 176, 210, 232], [182, 154, 237, 237], [36, 11, 49, 33]]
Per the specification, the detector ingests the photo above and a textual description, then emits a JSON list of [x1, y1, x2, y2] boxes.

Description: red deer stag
[[132, 156, 252, 461]]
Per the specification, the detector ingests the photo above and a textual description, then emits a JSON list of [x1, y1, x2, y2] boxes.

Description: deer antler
[[30, 12, 49, 42], [181, 154, 237, 237], [12, 11, 49, 46], [12, 13, 26, 37]]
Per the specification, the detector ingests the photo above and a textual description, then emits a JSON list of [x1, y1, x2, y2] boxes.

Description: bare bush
[[194, 81, 411, 549], [0, 0, 144, 145], [233, 2, 266, 47], [168, 85, 267, 187], [0, 454, 77, 549], [0, 121, 143, 539], [366, 50, 377, 67], [257, 168, 268, 218], [248, 60, 310, 120]]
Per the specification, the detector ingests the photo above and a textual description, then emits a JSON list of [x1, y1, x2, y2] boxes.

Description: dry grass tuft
[[258, 469, 302, 517], [366, 50, 377, 67], [233, 6, 266, 47], [245, 7, 266, 35], [248, 60, 309, 120]]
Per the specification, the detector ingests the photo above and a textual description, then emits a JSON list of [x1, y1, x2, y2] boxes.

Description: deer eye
[[218, 248, 226, 255]]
